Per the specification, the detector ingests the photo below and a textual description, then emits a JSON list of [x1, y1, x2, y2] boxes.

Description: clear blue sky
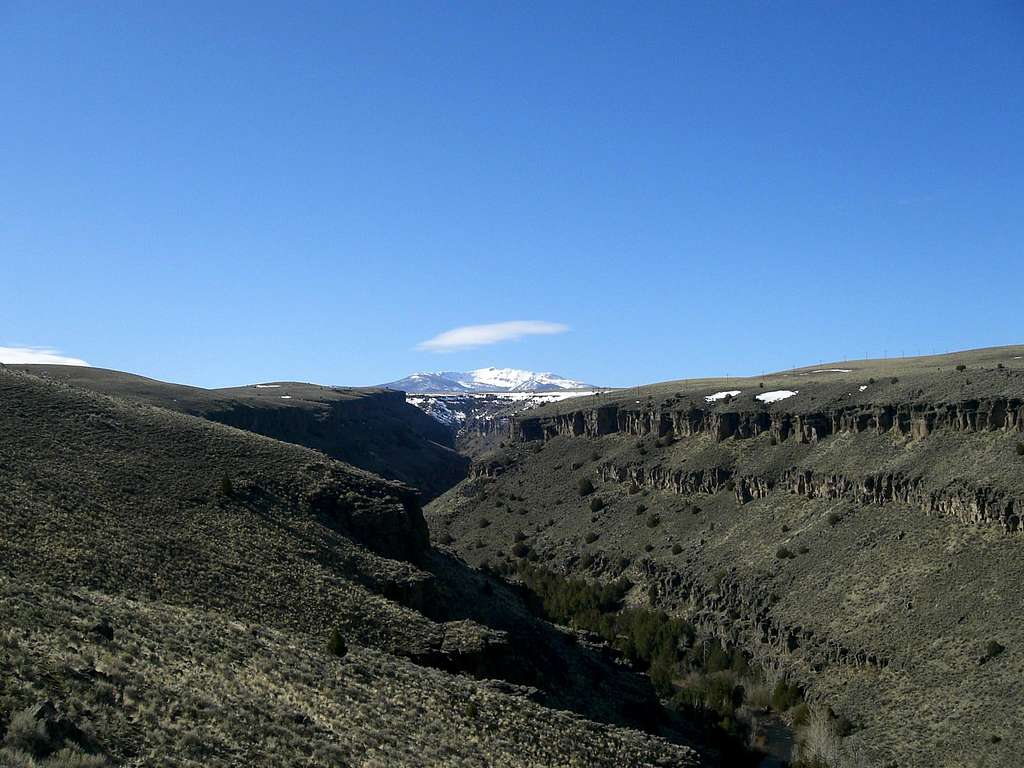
[[2, 1, 1021, 387]]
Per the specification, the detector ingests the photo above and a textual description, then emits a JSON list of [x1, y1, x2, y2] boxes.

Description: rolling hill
[[17, 365, 468, 501], [0, 366, 705, 766]]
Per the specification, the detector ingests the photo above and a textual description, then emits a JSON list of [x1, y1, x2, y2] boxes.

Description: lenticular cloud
[[0, 346, 90, 366], [417, 321, 569, 352]]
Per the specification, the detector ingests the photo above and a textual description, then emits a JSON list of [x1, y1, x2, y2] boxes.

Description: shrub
[[956, 364, 967, 371], [636, 503, 647, 514], [590, 450, 601, 461], [672, 543, 683, 555], [628, 482, 640, 494], [478, 517, 491, 528], [826, 511, 842, 526], [584, 532, 599, 544], [511, 542, 531, 558], [589, 497, 605, 512], [775, 546, 794, 559], [644, 543, 654, 552], [570, 461, 583, 470], [3, 706, 52, 754], [769, 436, 778, 446], [890, 376, 899, 384], [179, 729, 206, 754], [513, 530, 527, 542], [771, 680, 803, 711], [577, 477, 595, 496], [646, 513, 661, 528], [868, 377, 876, 384], [327, 628, 347, 657], [1016, 442, 1024, 457], [797, 544, 810, 554], [218, 474, 234, 498], [986, 640, 1006, 659]]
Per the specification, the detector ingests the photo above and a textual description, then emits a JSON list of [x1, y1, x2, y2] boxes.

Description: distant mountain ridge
[[385, 367, 593, 393]]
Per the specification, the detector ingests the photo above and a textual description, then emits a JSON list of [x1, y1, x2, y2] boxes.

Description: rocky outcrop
[[600, 459, 1024, 533], [638, 561, 891, 680], [302, 477, 431, 562], [514, 398, 1024, 445], [778, 469, 1022, 532], [470, 458, 512, 479], [599, 462, 733, 497]]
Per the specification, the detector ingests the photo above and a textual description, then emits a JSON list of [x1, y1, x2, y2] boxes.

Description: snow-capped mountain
[[385, 367, 592, 394]]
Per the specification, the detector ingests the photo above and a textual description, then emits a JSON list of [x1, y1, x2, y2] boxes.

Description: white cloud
[[417, 320, 569, 353], [0, 346, 90, 366]]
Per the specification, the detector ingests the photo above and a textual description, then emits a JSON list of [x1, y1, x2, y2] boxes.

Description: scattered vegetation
[[576, 477, 595, 496], [515, 564, 764, 763], [589, 497, 605, 512], [646, 513, 661, 528]]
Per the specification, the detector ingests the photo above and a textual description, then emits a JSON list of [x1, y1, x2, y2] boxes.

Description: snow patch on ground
[[859, 385, 868, 392], [406, 389, 596, 428], [756, 390, 798, 403], [255, 384, 280, 388], [406, 397, 468, 427], [704, 390, 741, 402], [812, 369, 852, 373], [280, 395, 292, 399]]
